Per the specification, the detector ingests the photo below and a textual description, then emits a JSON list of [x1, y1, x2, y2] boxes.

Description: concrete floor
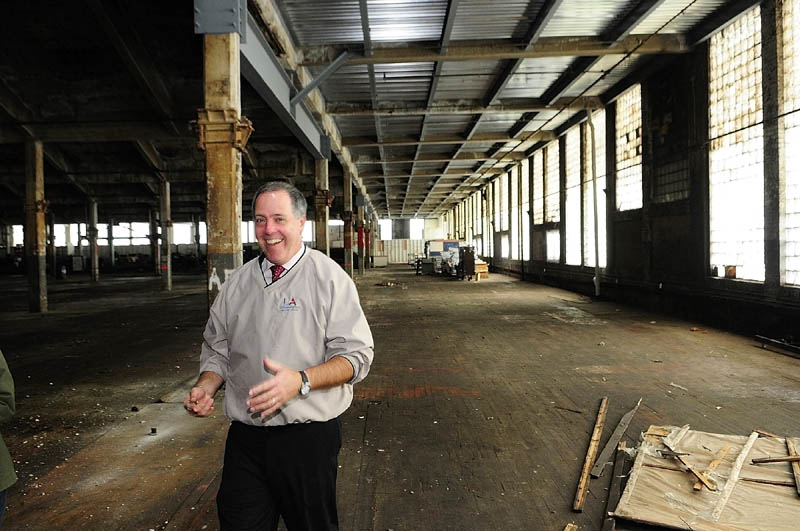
[[1, 265, 799, 530]]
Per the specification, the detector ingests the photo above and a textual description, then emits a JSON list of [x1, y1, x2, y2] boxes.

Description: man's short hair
[[251, 180, 307, 219]]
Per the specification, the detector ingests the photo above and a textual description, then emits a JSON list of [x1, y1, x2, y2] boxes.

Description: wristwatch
[[299, 370, 311, 396]]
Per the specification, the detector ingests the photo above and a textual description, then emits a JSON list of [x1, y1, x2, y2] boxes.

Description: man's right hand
[[184, 386, 215, 417]]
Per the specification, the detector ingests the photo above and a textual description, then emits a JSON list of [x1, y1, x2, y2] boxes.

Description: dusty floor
[[1, 265, 799, 530]]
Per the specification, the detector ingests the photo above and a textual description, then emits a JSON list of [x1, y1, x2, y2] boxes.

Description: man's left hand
[[246, 358, 303, 418]]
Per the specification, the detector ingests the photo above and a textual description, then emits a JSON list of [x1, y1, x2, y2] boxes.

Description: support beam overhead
[[299, 34, 689, 66], [328, 97, 603, 116]]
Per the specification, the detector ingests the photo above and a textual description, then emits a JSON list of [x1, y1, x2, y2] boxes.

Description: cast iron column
[[25, 140, 47, 312], [160, 181, 172, 291], [343, 170, 354, 277], [200, 33, 251, 307], [88, 198, 99, 282], [315, 158, 330, 255]]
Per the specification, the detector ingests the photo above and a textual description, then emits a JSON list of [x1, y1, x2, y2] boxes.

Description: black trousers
[[217, 419, 342, 531]]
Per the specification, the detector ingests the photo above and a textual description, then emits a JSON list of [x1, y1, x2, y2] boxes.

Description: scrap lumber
[[591, 398, 641, 478], [663, 425, 717, 491], [711, 431, 759, 521], [563, 524, 578, 531], [755, 428, 781, 438], [787, 438, 800, 497], [693, 444, 730, 490], [751, 455, 800, 464], [573, 396, 608, 512], [601, 441, 628, 531]]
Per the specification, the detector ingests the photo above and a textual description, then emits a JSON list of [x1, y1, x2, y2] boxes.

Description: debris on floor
[[612, 425, 800, 530], [375, 281, 407, 289]]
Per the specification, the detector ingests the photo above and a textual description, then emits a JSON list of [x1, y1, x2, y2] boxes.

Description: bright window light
[[521, 158, 530, 260], [511, 166, 519, 259], [302, 220, 313, 242], [709, 6, 764, 281], [545, 141, 560, 223], [583, 110, 608, 268], [782, 0, 800, 285], [532, 150, 544, 225], [379, 219, 392, 240], [616, 84, 643, 211], [565, 126, 581, 265], [174, 223, 192, 245], [411, 218, 424, 240], [546, 229, 560, 263], [12, 225, 23, 245]]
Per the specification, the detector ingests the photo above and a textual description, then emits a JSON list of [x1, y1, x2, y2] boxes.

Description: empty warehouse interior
[[1, 0, 800, 530]]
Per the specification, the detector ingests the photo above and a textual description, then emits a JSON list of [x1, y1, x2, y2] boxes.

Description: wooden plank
[[751, 455, 800, 464], [787, 437, 800, 497], [601, 441, 628, 531], [693, 444, 730, 491], [711, 431, 759, 521], [573, 396, 609, 512], [662, 425, 717, 491], [591, 398, 641, 478], [563, 524, 578, 531]]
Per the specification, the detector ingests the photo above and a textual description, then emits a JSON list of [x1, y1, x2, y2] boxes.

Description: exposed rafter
[[299, 34, 689, 66]]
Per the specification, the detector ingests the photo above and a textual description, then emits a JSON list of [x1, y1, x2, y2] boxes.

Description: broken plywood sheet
[[613, 426, 800, 530]]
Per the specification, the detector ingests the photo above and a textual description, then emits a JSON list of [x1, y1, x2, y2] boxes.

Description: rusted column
[[160, 181, 172, 291], [365, 216, 372, 269], [343, 170, 354, 277], [200, 33, 249, 307], [314, 158, 330, 255], [357, 203, 365, 275], [88, 198, 99, 282], [25, 140, 47, 312], [149, 208, 160, 276]]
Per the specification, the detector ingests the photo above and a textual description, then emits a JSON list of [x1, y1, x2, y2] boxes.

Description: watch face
[[300, 382, 311, 395]]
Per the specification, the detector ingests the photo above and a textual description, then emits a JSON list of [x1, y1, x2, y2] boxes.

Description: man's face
[[254, 190, 306, 266]]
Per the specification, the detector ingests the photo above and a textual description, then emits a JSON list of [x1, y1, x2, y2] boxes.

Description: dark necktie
[[270, 264, 284, 283]]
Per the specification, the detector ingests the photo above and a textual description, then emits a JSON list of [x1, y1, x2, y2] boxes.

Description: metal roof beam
[[328, 97, 602, 116], [298, 34, 689, 66], [343, 131, 555, 148]]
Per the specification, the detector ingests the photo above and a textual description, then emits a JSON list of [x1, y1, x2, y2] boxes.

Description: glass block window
[[511, 165, 520, 259], [615, 84, 643, 211], [546, 229, 560, 262], [708, 6, 764, 282], [565, 126, 582, 265], [545, 141, 560, 223], [532, 150, 544, 225], [500, 171, 509, 232], [783, 0, 800, 285], [583, 110, 608, 268], [521, 158, 530, 260], [653, 156, 690, 203]]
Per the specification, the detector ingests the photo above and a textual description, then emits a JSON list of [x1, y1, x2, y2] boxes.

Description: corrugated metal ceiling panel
[[632, 0, 731, 34], [541, 0, 623, 38]]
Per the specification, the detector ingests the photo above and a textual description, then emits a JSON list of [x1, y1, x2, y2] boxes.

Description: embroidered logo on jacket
[[280, 297, 300, 311]]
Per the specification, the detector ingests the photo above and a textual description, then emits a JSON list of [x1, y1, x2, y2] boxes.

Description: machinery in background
[[414, 240, 486, 280]]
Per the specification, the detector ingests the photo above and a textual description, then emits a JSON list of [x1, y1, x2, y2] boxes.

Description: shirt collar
[[260, 244, 306, 278]]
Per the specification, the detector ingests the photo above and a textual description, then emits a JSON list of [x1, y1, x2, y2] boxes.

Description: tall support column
[[365, 216, 372, 269], [192, 215, 201, 257], [314, 159, 330, 255], [370, 215, 378, 267], [65, 223, 73, 256], [88, 199, 99, 282], [48, 212, 56, 277], [160, 182, 172, 291], [149, 208, 160, 276], [200, 33, 248, 307], [357, 203, 365, 275], [343, 171, 354, 277], [25, 140, 47, 312], [108, 218, 115, 272], [0, 225, 12, 259]]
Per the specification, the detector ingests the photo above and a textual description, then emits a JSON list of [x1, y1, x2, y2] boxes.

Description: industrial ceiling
[[0, 0, 754, 224]]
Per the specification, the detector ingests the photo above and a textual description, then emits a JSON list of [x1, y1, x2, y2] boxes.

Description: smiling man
[[184, 180, 374, 531]]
